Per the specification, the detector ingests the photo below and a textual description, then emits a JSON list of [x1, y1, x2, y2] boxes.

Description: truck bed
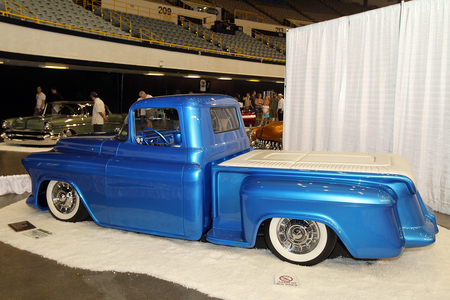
[[219, 150, 417, 185]]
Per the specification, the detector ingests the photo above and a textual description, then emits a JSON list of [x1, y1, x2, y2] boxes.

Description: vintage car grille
[[252, 139, 283, 150], [5, 130, 50, 140]]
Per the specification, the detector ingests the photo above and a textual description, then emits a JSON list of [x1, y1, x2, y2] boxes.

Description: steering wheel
[[141, 127, 169, 146]]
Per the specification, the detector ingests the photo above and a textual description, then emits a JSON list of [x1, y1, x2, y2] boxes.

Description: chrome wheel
[[277, 219, 321, 254], [265, 218, 337, 266], [46, 181, 89, 222]]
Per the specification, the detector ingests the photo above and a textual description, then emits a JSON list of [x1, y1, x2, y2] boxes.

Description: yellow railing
[[227, 44, 248, 56], [204, 29, 222, 48], [234, 9, 263, 23], [140, 27, 164, 44], [3, 0, 38, 22], [254, 30, 286, 53], [0, 10, 285, 63], [180, 16, 223, 48], [254, 30, 270, 45], [95, 0, 174, 22], [110, 10, 132, 34], [284, 19, 298, 28], [273, 40, 286, 53], [180, 17, 199, 36], [171, 0, 218, 13]]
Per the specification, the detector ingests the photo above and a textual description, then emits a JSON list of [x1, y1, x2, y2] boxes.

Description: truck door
[[105, 108, 186, 236]]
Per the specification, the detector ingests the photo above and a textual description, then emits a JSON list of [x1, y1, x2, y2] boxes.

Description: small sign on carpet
[[275, 274, 298, 287]]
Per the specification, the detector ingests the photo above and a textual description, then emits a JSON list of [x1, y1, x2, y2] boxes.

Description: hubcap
[[51, 182, 77, 214], [276, 219, 320, 254]]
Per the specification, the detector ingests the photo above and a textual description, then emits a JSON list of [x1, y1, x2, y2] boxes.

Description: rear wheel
[[265, 218, 337, 266], [46, 180, 89, 222]]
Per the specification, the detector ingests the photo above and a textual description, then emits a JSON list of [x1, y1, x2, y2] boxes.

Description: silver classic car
[[1, 101, 126, 146]]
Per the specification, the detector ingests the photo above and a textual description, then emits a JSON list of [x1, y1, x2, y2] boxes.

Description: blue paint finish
[[22, 94, 437, 263], [208, 166, 437, 258]]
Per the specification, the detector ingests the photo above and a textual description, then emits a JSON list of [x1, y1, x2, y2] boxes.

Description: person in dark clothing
[[50, 87, 64, 102]]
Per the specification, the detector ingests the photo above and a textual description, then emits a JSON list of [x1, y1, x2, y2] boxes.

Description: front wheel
[[46, 181, 89, 222], [264, 218, 337, 266]]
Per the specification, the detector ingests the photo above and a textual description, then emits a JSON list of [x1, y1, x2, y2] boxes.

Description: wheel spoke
[[276, 218, 321, 255]]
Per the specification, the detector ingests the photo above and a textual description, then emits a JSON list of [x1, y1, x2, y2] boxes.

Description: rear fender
[[240, 178, 404, 259]]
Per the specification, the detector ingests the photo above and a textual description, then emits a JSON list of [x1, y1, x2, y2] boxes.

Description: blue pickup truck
[[23, 94, 438, 265]]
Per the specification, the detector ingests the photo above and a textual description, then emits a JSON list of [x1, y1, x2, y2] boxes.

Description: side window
[[134, 108, 182, 147], [210, 107, 240, 133]]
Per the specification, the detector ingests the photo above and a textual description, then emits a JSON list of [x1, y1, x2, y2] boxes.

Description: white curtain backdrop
[[0, 175, 31, 196], [284, 0, 450, 214]]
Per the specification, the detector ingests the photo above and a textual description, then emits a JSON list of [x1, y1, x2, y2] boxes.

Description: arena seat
[[11, 0, 131, 37]]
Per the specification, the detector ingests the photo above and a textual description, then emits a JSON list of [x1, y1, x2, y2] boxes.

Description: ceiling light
[[184, 75, 201, 78], [217, 77, 232, 80], [276, 81, 284, 84], [39, 64, 68, 69], [247, 79, 260, 82], [144, 72, 165, 76], [0, 61, 3, 64]]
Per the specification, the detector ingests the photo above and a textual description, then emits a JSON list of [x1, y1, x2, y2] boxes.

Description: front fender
[[240, 178, 404, 259]]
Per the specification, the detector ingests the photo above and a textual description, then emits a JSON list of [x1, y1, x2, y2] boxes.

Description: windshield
[[44, 102, 89, 116]]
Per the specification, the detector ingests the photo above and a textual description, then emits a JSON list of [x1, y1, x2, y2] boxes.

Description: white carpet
[[0, 143, 53, 153], [1, 199, 449, 300]]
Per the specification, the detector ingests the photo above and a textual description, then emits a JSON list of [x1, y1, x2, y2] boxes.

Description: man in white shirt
[[137, 91, 152, 128], [34, 86, 46, 116], [90, 92, 107, 132], [277, 93, 284, 122]]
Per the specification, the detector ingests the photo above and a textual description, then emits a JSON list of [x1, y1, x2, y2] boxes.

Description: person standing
[[250, 91, 256, 112], [254, 93, 264, 124], [270, 93, 279, 122], [277, 93, 284, 122], [261, 97, 270, 126], [50, 87, 64, 102], [90, 92, 107, 132], [137, 91, 152, 129], [34, 86, 46, 116], [243, 92, 253, 111]]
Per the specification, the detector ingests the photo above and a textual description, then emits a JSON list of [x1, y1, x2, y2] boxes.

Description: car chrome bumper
[[1, 131, 60, 146]]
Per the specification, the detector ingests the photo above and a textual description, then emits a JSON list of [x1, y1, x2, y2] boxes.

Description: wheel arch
[[35, 176, 89, 213]]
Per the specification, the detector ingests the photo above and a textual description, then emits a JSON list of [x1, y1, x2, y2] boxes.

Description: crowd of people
[[33, 86, 284, 132], [240, 91, 284, 126]]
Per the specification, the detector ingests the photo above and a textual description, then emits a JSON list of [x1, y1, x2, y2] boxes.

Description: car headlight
[[44, 122, 53, 130], [1, 120, 11, 129]]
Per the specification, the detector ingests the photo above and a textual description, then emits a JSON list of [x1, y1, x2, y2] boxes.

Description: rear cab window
[[210, 107, 240, 134]]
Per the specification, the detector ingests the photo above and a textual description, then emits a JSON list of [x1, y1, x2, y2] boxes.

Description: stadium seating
[[322, 0, 371, 16], [249, 0, 313, 23], [284, 0, 340, 22], [209, 0, 279, 25], [10, 0, 131, 37], [0, 0, 375, 61]]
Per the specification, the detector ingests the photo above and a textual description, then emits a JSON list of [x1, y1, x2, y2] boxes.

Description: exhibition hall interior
[[1, 0, 449, 299]]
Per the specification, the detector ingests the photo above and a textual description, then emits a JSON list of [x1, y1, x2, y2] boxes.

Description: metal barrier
[[110, 10, 132, 34], [3, 0, 38, 22], [234, 9, 263, 23], [140, 27, 164, 44]]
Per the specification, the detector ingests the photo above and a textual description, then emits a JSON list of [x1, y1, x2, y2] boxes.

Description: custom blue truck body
[[23, 94, 438, 265]]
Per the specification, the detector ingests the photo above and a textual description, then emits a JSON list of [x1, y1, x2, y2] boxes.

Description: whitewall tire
[[46, 180, 89, 222], [265, 218, 337, 266]]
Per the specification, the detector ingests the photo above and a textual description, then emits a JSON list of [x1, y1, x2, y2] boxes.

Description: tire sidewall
[[266, 218, 335, 265], [46, 180, 82, 221]]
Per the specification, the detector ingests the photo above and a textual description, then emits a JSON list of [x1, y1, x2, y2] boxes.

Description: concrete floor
[[1, 150, 449, 299]]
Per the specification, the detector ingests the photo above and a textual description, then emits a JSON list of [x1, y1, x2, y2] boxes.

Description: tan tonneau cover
[[219, 150, 417, 185]]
